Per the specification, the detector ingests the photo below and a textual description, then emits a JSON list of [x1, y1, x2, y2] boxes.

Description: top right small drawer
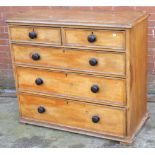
[[64, 28, 126, 50]]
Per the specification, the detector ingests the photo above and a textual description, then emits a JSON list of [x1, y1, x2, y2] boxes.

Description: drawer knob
[[89, 58, 98, 66], [38, 106, 46, 113], [32, 53, 40, 61], [29, 31, 37, 39], [88, 34, 96, 43], [35, 78, 43, 85], [91, 85, 99, 93], [92, 115, 100, 123]]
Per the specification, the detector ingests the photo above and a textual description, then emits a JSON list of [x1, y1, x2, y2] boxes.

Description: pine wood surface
[[7, 9, 148, 28], [12, 44, 126, 76], [16, 66, 126, 105], [7, 9, 149, 143]]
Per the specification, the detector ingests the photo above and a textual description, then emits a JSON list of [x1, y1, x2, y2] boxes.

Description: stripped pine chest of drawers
[[7, 9, 149, 144]]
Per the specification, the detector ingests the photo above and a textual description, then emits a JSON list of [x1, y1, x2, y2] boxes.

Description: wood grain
[[64, 28, 125, 50], [6, 9, 148, 28], [16, 66, 126, 105], [19, 93, 126, 136], [11, 44, 126, 76], [126, 18, 148, 137], [7, 9, 149, 143], [9, 25, 61, 45]]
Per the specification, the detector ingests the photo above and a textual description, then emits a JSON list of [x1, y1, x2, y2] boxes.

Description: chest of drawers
[[7, 9, 149, 144]]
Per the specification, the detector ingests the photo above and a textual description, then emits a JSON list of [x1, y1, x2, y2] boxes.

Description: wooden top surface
[[6, 8, 149, 28]]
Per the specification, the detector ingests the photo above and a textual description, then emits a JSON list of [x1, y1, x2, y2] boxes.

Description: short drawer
[[12, 44, 126, 76], [19, 93, 126, 137], [9, 26, 61, 44], [64, 28, 125, 50], [16, 67, 126, 106]]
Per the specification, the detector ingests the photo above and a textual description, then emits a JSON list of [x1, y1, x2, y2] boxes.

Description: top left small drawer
[[9, 26, 61, 45]]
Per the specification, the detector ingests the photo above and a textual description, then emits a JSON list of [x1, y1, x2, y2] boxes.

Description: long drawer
[[9, 25, 61, 45], [12, 44, 126, 76], [16, 67, 126, 105], [64, 28, 125, 50], [19, 93, 126, 137]]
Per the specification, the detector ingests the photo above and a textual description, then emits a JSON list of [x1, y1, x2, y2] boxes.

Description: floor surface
[[0, 97, 155, 148]]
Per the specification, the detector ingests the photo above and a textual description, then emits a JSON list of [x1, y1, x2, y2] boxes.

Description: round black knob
[[35, 78, 43, 85], [31, 53, 40, 61], [88, 34, 96, 43], [92, 115, 100, 123], [29, 31, 37, 39], [38, 106, 45, 113], [89, 58, 98, 66], [91, 85, 99, 93]]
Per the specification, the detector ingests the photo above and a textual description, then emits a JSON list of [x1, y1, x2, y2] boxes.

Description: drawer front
[[64, 28, 125, 49], [19, 93, 126, 136], [16, 67, 126, 105], [9, 26, 61, 44], [12, 45, 125, 76]]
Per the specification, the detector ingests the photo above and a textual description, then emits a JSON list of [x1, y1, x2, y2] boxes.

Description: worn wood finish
[[64, 28, 125, 50], [126, 19, 148, 137], [16, 66, 126, 105], [6, 9, 148, 28], [9, 25, 61, 45], [12, 44, 126, 76], [19, 93, 126, 136], [20, 112, 149, 144], [7, 9, 149, 144]]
